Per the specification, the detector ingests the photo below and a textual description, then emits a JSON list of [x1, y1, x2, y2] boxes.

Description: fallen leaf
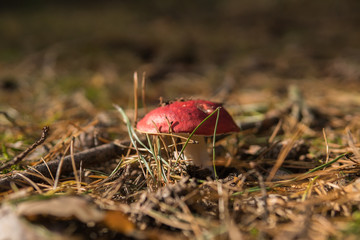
[[0, 204, 71, 240], [103, 210, 135, 234], [16, 196, 104, 223]]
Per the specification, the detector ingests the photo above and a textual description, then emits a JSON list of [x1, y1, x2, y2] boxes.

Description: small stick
[[268, 119, 282, 144], [0, 126, 50, 171], [266, 126, 303, 182], [53, 142, 71, 189], [127, 72, 139, 158], [323, 128, 330, 164], [141, 72, 147, 112], [133, 71, 139, 126], [70, 137, 81, 192], [0, 141, 128, 191]]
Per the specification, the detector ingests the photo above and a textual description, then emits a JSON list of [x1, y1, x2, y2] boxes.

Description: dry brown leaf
[[0, 204, 73, 240], [102, 210, 135, 234], [16, 196, 104, 223], [15, 196, 136, 235]]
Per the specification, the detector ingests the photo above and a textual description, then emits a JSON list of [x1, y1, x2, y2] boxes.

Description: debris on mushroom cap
[[136, 100, 240, 135]]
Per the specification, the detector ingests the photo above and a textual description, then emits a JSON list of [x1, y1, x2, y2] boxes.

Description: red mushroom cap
[[136, 100, 240, 135]]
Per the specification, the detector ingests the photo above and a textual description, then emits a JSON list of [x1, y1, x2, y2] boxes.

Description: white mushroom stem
[[182, 135, 212, 169]]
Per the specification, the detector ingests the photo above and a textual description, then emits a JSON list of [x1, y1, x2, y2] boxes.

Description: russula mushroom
[[136, 100, 240, 169]]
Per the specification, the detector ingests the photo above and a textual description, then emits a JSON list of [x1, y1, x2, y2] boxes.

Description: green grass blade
[[114, 104, 155, 180], [109, 158, 123, 177], [113, 104, 151, 152], [293, 152, 348, 181], [212, 107, 221, 179], [175, 107, 221, 164]]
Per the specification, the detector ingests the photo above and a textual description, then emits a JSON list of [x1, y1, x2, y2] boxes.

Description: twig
[[53, 142, 71, 189], [266, 126, 303, 182], [70, 137, 81, 192], [133, 71, 139, 126], [268, 119, 282, 144], [0, 126, 49, 171], [323, 128, 330, 164], [0, 141, 128, 191], [141, 71, 147, 112]]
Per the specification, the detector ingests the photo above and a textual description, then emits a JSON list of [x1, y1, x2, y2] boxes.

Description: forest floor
[[1, 1, 360, 239]]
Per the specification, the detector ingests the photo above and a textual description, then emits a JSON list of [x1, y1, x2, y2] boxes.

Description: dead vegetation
[[2, 1, 360, 239], [2, 80, 360, 240]]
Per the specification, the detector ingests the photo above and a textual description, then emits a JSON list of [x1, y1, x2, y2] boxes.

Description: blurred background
[[1, 0, 360, 124]]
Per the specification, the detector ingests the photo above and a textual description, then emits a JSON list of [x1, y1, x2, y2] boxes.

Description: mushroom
[[136, 100, 240, 169]]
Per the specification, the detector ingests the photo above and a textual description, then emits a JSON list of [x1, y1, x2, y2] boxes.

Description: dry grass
[[2, 80, 360, 239]]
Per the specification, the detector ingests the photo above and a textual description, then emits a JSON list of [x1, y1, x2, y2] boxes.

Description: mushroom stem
[[182, 135, 211, 169]]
